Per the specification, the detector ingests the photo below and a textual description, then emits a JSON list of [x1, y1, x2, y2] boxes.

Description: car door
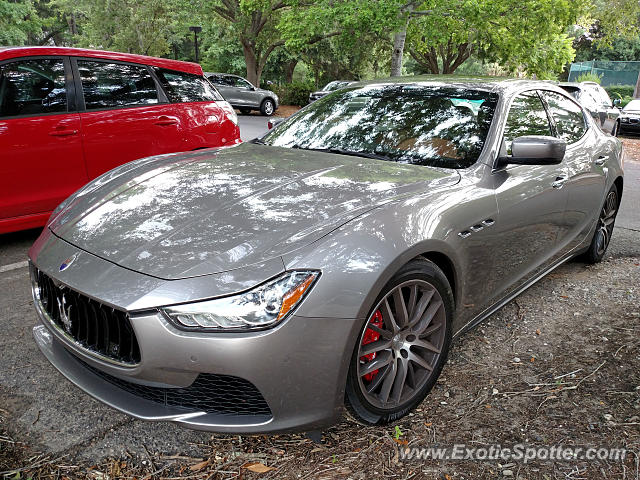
[[230, 76, 262, 108], [489, 90, 570, 297], [541, 90, 608, 252], [0, 56, 85, 223], [74, 58, 185, 178], [208, 74, 238, 105], [153, 68, 236, 148], [592, 85, 618, 134]]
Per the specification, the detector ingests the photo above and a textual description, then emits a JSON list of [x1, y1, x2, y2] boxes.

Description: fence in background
[[568, 61, 640, 87]]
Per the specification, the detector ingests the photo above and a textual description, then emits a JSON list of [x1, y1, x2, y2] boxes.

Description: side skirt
[[453, 250, 577, 339]]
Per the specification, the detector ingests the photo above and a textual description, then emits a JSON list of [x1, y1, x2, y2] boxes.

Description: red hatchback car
[[0, 47, 241, 234]]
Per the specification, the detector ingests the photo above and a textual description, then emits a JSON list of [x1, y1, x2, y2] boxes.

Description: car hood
[[50, 143, 459, 280]]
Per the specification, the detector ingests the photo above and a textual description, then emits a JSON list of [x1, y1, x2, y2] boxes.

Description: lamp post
[[189, 26, 202, 63]]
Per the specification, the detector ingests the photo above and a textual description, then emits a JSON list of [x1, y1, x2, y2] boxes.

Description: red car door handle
[[49, 129, 78, 137], [154, 116, 178, 126]]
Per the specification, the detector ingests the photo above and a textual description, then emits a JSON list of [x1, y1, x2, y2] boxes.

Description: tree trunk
[[242, 39, 261, 86], [391, 30, 407, 76], [284, 59, 298, 83], [634, 70, 640, 98]]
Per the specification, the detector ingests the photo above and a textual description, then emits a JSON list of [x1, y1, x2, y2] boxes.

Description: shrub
[[604, 85, 635, 100], [620, 96, 634, 108], [269, 80, 315, 106], [576, 72, 603, 84]]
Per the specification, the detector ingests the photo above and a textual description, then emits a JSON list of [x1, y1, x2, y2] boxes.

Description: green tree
[[404, 0, 582, 78], [0, 0, 41, 45]]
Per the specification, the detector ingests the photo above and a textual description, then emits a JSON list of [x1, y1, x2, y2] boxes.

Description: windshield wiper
[[290, 145, 393, 162], [249, 138, 266, 145]]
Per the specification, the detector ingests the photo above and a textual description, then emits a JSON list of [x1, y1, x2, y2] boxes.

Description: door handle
[[552, 176, 567, 189], [49, 129, 78, 137], [594, 155, 607, 166], [154, 116, 178, 126]]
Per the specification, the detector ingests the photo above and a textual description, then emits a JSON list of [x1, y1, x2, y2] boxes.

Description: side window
[[78, 61, 159, 110], [155, 68, 223, 102], [232, 77, 253, 89], [0, 58, 67, 117], [503, 92, 552, 153], [209, 75, 230, 87], [542, 91, 587, 144]]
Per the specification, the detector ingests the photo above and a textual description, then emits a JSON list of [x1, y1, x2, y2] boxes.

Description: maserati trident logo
[[56, 292, 73, 333], [59, 253, 79, 272]]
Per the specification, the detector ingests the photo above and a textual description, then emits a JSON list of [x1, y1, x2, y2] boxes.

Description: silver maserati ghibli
[[29, 77, 624, 433]]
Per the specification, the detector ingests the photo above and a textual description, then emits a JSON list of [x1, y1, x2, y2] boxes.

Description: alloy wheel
[[263, 100, 274, 115], [595, 189, 618, 257], [356, 279, 446, 409]]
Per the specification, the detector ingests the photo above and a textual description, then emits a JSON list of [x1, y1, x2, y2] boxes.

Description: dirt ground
[[1, 142, 639, 480]]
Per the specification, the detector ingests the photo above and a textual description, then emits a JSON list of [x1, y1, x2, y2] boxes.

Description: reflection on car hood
[[50, 143, 459, 280]]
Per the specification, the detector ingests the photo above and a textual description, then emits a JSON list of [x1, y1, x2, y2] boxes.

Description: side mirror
[[267, 117, 284, 130], [498, 136, 566, 167], [613, 98, 621, 107]]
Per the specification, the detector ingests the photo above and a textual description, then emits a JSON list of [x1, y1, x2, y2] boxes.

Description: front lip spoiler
[[32, 325, 274, 431]]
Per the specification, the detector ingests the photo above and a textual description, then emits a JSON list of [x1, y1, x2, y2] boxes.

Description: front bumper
[[29, 232, 361, 433], [620, 118, 640, 130]]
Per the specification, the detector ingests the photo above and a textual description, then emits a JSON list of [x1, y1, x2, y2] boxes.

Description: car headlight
[[162, 270, 319, 331]]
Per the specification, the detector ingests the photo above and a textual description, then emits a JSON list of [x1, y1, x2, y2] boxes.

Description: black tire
[[345, 258, 454, 425], [584, 183, 619, 264], [260, 98, 275, 116], [239, 107, 252, 115]]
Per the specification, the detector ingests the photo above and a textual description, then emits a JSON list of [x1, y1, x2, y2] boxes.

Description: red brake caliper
[[360, 310, 384, 382]]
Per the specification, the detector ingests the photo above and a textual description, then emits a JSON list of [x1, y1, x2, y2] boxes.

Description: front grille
[[78, 358, 272, 417], [34, 268, 141, 365]]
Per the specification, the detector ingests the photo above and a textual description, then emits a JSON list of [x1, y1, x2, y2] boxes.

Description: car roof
[[0, 46, 203, 75], [349, 75, 559, 93], [558, 81, 601, 89]]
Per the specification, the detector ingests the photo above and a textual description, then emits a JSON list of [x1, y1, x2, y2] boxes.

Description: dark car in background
[[308, 80, 353, 103], [0, 47, 240, 235], [206, 73, 279, 116], [619, 99, 640, 133], [559, 81, 620, 136]]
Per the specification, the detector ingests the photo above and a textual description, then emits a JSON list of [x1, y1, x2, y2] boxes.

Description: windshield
[[263, 85, 499, 169], [624, 100, 640, 111], [324, 81, 348, 92]]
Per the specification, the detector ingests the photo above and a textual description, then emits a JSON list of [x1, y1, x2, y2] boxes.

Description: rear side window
[[155, 69, 223, 102], [208, 75, 232, 87], [503, 92, 552, 152], [78, 61, 159, 110], [542, 91, 587, 144], [0, 58, 67, 117], [586, 85, 612, 107]]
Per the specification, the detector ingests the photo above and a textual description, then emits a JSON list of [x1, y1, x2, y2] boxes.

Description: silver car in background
[[29, 77, 623, 434], [206, 72, 279, 116], [559, 81, 621, 135]]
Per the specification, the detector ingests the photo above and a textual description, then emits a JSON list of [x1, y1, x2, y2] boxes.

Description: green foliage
[[269, 80, 314, 106], [604, 85, 635, 99], [406, 0, 583, 78], [0, 0, 41, 45], [620, 96, 634, 108], [576, 72, 603, 83]]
